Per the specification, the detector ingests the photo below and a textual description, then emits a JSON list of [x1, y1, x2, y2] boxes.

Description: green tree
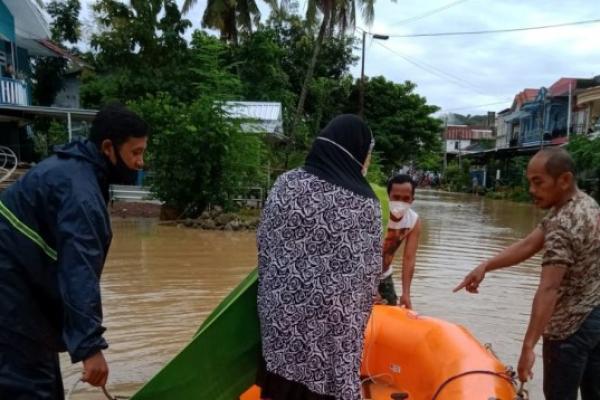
[[32, 0, 81, 106], [182, 0, 269, 44], [46, 0, 81, 43], [234, 28, 294, 104], [353, 76, 442, 171], [567, 135, 600, 200], [32, 119, 68, 158], [443, 159, 470, 192], [290, 0, 374, 136], [130, 94, 264, 216], [82, 0, 192, 106], [189, 31, 242, 99]]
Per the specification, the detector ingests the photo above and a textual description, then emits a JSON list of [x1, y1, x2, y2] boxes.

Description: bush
[[366, 152, 386, 186], [130, 93, 265, 217], [443, 160, 470, 192], [32, 119, 68, 159], [568, 135, 600, 201]]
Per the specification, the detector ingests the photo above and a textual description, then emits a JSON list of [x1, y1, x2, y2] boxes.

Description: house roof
[[0, 104, 97, 121], [512, 89, 539, 110], [444, 125, 494, 140], [221, 101, 283, 136], [3, 0, 50, 40], [2, 0, 68, 58], [548, 78, 579, 97]]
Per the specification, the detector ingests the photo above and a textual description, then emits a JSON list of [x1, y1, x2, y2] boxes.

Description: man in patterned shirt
[[454, 147, 600, 400]]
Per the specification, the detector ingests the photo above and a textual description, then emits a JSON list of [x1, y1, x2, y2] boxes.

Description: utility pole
[[359, 31, 389, 117], [443, 114, 448, 172], [540, 89, 547, 149], [359, 30, 366, 117], [567, 82, 573, 138]]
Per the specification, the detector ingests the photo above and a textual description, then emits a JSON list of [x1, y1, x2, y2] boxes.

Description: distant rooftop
[[221, 101, 283, 136]]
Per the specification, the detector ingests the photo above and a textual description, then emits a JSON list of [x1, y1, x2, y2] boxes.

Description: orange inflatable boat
[[242, 305, 520, 400]]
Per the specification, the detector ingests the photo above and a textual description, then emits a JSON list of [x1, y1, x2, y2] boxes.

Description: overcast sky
[[80, 0, 600, 115]]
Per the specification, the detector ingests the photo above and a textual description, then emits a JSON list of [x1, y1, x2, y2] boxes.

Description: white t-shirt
[[382, 208, 419, 279]]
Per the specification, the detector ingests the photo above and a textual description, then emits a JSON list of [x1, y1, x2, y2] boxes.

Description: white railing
[[0, 146, 18, 184], [0, 77, 29, 106]]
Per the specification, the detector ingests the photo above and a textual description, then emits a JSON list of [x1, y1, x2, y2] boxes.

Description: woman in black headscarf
[[257, 115, 383, 400]]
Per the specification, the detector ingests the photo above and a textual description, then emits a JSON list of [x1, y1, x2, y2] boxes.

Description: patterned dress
[[257, 169, 382, 400]]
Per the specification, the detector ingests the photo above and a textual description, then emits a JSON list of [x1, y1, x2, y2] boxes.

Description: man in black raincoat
[[0, 103, 149, 399]]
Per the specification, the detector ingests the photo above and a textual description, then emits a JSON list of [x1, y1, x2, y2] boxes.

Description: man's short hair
[[89, 103, 149, 148], [537, 147, 576, 179], [387, 174, 416, 196]]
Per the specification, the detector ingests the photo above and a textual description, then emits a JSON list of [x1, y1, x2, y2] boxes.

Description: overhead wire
[[373, 40, 490, 96], [394, 0, 470, 25], [383, 18, 600, 38]]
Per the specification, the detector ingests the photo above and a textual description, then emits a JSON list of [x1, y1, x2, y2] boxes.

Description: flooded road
[[62, 190, 546, 398]]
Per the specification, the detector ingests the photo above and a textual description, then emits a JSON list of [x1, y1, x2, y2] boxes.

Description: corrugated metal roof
[[222, 101, 282, 121], [0, 104, 97, 120], [444, 125, 493, 140], [221, 101, 283, 136]]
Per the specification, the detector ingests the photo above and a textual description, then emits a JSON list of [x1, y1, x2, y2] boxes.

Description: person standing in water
[[455, 148, 600, 400], [378, 174, 421, 308], [257, 115, 382, 400], [0, 103, 148, 399]]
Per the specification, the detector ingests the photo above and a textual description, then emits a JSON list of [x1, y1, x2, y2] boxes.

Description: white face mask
[[389, 201, 411, 220]]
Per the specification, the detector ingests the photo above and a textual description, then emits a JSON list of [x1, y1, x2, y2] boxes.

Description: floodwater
[[62, 190, 547, 399]]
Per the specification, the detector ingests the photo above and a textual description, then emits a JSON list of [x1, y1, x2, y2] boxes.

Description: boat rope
[[430, 369, 515, 400], [516, 382, 529, 400], [65, 378, 130, 400]]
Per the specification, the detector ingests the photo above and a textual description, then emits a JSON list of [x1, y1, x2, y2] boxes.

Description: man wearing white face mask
[[378, 174, 422, 308]]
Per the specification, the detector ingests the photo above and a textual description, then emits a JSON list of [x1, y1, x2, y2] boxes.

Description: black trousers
[[0, 338, 64, 400]]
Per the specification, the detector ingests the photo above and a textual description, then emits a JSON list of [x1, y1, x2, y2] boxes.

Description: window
[[0, 51, 6, 66]]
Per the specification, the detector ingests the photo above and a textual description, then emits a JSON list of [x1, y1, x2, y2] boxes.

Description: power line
[[377, 42, 484, 92], [442, 100, 513, 112], [384, 18, 600, 38], [394, 0, 470, 25], [374, 41, 489, 96]]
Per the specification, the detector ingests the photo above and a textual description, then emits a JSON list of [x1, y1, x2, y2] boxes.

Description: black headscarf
[[304, 114, 377, 200]]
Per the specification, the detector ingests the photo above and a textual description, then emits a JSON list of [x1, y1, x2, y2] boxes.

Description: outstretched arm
[[454, 227, 544, 293]]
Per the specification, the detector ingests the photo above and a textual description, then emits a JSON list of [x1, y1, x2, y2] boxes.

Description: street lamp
[[360, 31, 389, 117]]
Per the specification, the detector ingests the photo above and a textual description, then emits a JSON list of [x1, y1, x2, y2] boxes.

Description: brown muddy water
[[62, 190, 547, 399]]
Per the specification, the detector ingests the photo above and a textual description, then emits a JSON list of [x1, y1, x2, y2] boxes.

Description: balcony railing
[[0, 77, 29, 106]]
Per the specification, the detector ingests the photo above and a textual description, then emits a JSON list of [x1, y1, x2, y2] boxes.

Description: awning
[[577, 86, 600, 106], [0, 104, 97, 120], [0, 104, 97, 142], [15, 37, 59, 57], [503, 110, 529, 122], [3, 0, 50, 40]]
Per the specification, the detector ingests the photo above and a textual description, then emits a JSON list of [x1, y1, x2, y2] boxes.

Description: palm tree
[[182, 0, 271, 44], [291, 0, 375, 137]]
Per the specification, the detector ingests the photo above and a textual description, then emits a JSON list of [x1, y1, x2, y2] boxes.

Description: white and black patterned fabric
[[257, 168, 382, 400]]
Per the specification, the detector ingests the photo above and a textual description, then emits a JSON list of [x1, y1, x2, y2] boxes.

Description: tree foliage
[[130, 94, 264, 216], [82, 0, 192, 106], [358, 76, 442, 172], [70, 4, 443, 210], [567, 135, 600, 200], [32, 0, 82, 106]]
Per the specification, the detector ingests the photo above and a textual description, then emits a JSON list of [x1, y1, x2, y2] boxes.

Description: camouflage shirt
[[539, 190, 600, 340]]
